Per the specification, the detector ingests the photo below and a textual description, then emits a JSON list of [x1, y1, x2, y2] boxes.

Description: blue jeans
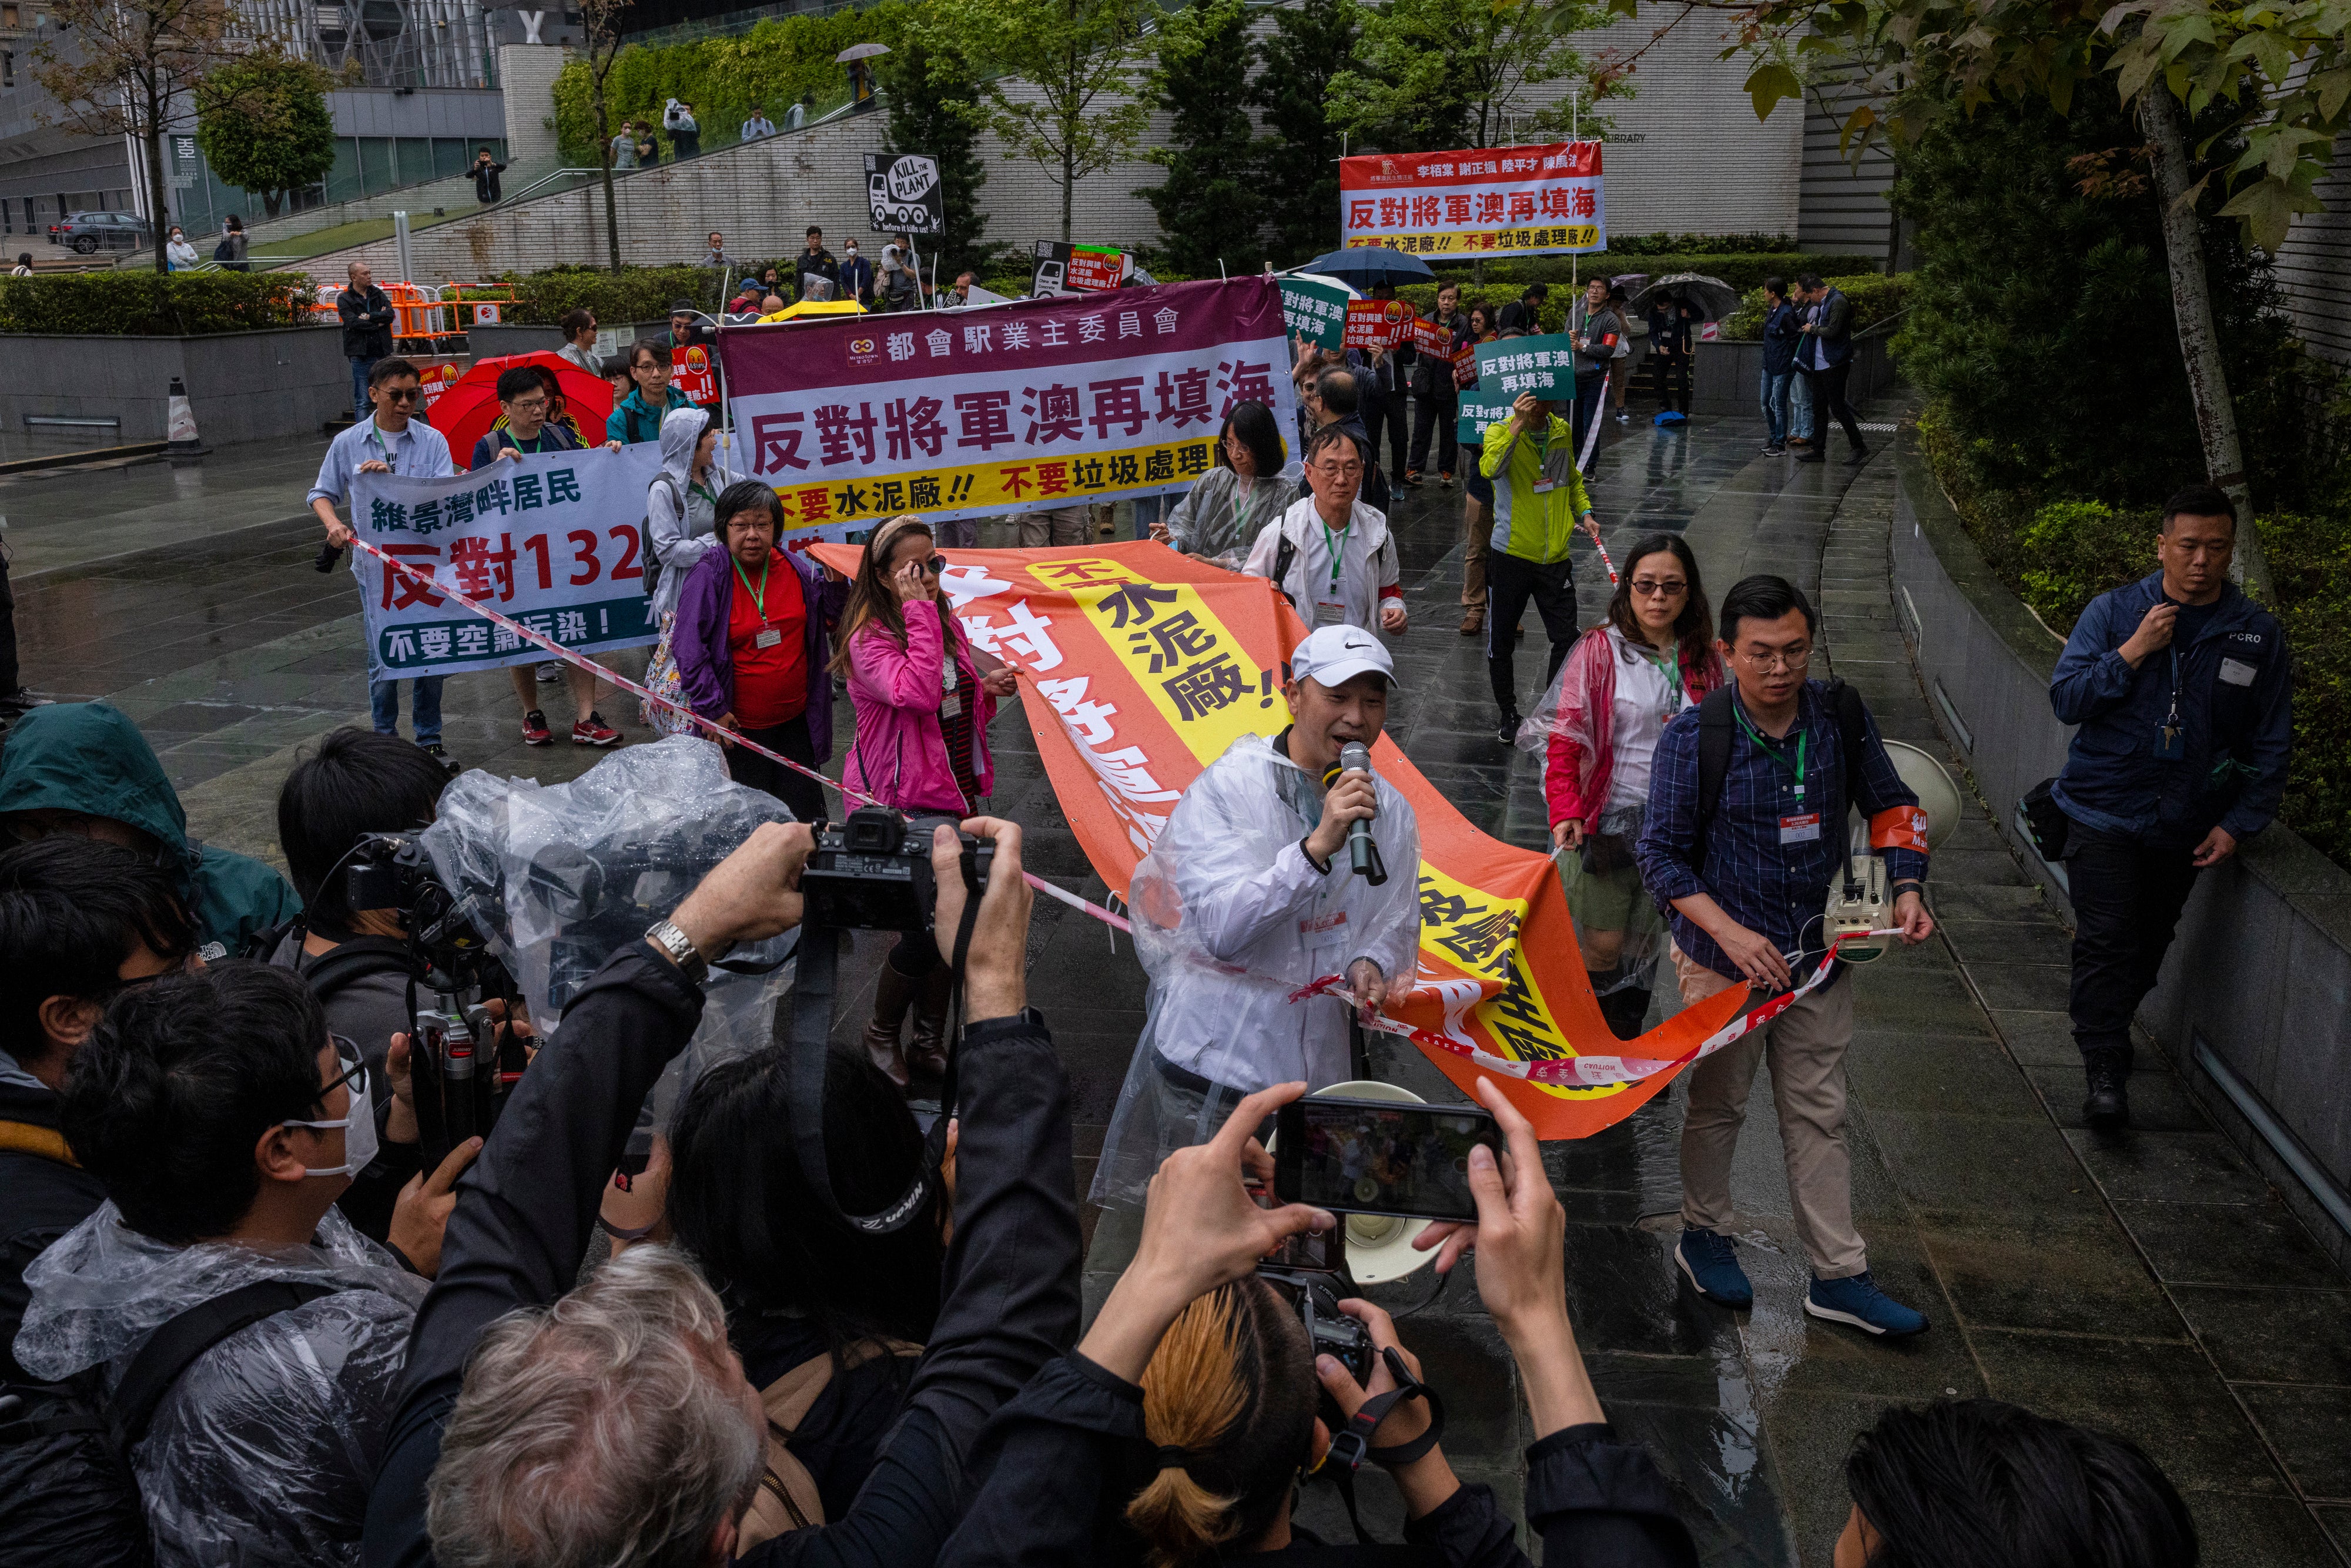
[[1789, 368, 1815, 441], [1761, 368, 1793, 446], [350, 356, 378, 420], [370, 675, 446, 745]]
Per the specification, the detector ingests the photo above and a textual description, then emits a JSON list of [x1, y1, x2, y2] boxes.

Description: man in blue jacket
[[1759, 276, 1800, 456], [2049, 484, 2292, 1127]]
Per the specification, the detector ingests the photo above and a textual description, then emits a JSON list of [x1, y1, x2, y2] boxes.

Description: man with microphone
[[1091, 625, 1423, 1207]]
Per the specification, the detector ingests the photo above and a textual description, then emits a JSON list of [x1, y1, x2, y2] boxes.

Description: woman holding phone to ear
[[837, 515, 1019, 1085]]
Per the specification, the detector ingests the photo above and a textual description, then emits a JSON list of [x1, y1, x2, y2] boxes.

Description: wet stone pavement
[[10, 410, 2350, 1564]]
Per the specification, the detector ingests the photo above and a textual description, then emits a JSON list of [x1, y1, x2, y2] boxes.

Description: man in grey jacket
[[1792, 273, 1868, 465]]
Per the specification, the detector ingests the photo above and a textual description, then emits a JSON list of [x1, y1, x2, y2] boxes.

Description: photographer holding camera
[[366, 813, 1083, 1568], [1096, 625, 1420, 1205], [936, 1076, 1697, 1567]]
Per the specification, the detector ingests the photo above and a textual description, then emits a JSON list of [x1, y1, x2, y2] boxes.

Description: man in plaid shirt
[[1636, 576, 1937, 1338]]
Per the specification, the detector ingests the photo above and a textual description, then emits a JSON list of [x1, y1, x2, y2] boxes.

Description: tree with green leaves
[[1249, 0, 1358, 264], [942, 0, 1157, 244], [1327, 0, 1629, 154], [1720, 0, 2351, 600], [882, 30, 994, 277], [1136, 0, 1263, 273], [30, 0, 240, 274], [580, 0, 635, 274], [194, 51, 335, 218]]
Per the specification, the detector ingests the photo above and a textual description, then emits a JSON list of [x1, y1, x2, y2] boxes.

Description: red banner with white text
[[809, 540, 1742, 1139], [1341, 141, 1605, 259]]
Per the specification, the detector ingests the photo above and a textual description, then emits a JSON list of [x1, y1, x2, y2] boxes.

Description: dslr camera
[[802, 806, 992, 933]]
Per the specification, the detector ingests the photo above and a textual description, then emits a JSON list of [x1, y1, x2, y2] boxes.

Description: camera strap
[[1324, 1345, 1447, 1545]]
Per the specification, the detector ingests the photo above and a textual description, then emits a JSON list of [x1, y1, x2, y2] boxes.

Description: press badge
[[1779, 812, 1821, 845], [1300, 907, 1349, 950], [753, 628, 783, 649], [1314, 597, 1348, 627], [2220, 658, 2256, 686]]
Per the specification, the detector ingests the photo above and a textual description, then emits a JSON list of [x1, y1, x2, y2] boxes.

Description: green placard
[[1456, 393, 1516, 446], [1475, 333, 1578, 399], [1280, 275, 1353, 349]]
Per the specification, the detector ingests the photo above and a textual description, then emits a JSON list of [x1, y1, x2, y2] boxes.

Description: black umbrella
[[1298, 246, 1436, 288]]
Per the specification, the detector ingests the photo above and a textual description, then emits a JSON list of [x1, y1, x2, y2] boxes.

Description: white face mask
[[283, 1038, 377, 1179]]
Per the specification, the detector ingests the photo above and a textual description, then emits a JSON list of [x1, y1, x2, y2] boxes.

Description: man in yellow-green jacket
[[1479, 390, 1600, 741]]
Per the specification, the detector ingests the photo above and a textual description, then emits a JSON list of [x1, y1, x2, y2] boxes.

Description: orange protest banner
[[808, 538, 1745, 1138]]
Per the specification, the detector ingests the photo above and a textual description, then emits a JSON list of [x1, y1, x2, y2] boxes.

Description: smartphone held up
[[1272, 1095, 1501, 1223]]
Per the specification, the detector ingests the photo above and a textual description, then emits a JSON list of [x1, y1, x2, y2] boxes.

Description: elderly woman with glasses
[[834, 514, 1017, 1085], [1520, 532, 1722, 1041]]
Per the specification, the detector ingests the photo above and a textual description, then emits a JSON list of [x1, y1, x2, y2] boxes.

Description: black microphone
[[1320, 742, 1387, 886]]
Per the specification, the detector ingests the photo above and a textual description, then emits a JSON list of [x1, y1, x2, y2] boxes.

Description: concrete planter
[[0, 326, 350, 446], [1890, 436, 2351, 1267], [1692, 334, 1894, 418]]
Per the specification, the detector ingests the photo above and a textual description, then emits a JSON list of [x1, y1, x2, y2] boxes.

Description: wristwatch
[[644, 917, 708, 984]]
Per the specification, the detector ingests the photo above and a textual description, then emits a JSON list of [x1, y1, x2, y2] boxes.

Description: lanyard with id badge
[[1740, 707, 1818, 845], [733, 557, 786, 652], [1314, 519, 1350, 628]]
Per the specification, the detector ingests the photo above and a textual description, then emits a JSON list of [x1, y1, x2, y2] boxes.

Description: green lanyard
[[731, 555, 772, 624], [1640, 644, 1684, 716], [1318, 518, 1347, 599], [1736, 702, 1808, 801]]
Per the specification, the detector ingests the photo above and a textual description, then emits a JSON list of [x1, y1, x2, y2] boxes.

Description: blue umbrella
[[1298, 246, 1435, 287]]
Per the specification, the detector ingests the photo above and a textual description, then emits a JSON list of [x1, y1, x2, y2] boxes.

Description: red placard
[[1409, 315, 1454, 356], [1342, 297, 1416, 350], [1066, 246, 1124, 292], [671, 341, 719, 406]]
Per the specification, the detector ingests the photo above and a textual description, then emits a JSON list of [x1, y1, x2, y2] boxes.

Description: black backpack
[[0, 1282, 340, 1568], [1690, 678, 1870, 869]]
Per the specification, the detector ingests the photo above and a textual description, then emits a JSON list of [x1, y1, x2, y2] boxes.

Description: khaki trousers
[[1461, 500, 1492, 607], [1672, 944, 1866, 1279], [1016, 505, 1090, 547]]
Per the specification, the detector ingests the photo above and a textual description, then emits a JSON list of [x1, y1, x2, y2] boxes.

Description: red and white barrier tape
[[347, 537, 1133, 933]]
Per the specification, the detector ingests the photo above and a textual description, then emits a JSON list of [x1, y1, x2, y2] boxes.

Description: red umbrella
[[433, 351, 617, 471]]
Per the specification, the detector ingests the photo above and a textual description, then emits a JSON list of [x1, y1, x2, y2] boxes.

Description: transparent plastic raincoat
[[13, 1204, 427, 1568], [1093, 732, 1421, 1206]]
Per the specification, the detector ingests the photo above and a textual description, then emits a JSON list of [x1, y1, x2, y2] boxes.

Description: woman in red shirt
[[671, 481, 845, 823]]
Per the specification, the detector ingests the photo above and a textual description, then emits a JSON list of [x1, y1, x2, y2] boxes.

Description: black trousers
[[727, 714, 826, 826], [2065, 823, 2202, 1063], [1484, 551, 1576, 719], [1572, 372, 1608, 454], [1408, 386, 1458, 475], [1799, 361, 1866, 450], [1653, 348, 1690, 413], [1373, 387, 1410, 481]]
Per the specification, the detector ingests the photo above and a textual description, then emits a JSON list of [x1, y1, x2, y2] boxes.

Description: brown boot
[[1458, 605, 1485, 636], [906, 966, 956, 1080], [862, 961, 919, 1087]]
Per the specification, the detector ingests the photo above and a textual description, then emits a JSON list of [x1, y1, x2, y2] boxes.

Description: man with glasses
[[14, 961, 469, 1567], [473, 367, 626, 748], [1635, 574, 1935, 1339], [1243, 423, 1405, 635], [310, 357, 459, 769]]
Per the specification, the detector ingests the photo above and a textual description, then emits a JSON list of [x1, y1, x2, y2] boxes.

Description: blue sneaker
[[1806, 1271, 1928, 1338], [1675, 1228, 1753, 1308]]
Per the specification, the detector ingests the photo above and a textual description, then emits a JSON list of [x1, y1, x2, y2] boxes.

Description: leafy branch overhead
[[1327, 0, 1637, 151], [1724, 0, 2351, 256]]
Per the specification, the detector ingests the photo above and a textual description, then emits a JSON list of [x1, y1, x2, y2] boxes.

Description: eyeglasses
[[380, 386, 421, 404], [1736, 646, 1812, 673], [1629, 578, 1687, 597], [505, 397, 548, 415], [918, 555, 947, 575], [1314, 461, 1365, 478], [301, 1035, 367, 1115]]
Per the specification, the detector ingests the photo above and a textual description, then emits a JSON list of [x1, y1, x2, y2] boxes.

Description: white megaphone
[[1275, 1080, 1442, 1285], [1823, 740, 1962, 961]]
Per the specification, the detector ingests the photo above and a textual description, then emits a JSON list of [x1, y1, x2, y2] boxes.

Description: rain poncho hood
[[647, 406, 721, 621], [15, 1203, 425, 1568], [0, 702, 299, 953]]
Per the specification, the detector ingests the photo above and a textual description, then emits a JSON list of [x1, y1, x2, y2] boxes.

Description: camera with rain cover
[[345, 833, 525, 1167], [801, 806, 992, 933]]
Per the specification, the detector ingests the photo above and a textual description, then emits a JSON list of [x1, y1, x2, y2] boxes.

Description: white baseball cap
[[1291, 624, 1394, 689]]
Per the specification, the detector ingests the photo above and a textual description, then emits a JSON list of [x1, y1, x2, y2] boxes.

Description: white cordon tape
[[1572, 370, 1618, 586], [347, 537, 1133, 933]]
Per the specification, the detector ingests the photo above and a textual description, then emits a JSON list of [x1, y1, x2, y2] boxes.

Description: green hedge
[[464, 263, 809, 325], [1716, 272, 1913, 341], [1432, 250, 1879, 296], [1920, 422, 2351, 867], [0, 272, 315, 335]]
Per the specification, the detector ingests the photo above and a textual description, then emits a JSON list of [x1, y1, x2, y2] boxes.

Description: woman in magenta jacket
[[835, 514, 1017, 1084], [1525, 532, 1722, 1043]]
